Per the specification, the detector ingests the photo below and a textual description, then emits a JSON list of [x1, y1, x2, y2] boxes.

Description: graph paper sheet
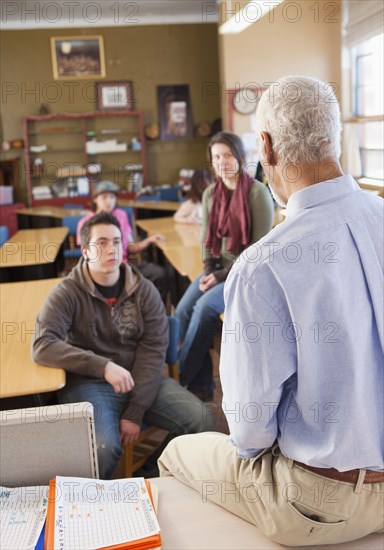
[[0, 485, 48, 550], [54, 476, 160, 550]]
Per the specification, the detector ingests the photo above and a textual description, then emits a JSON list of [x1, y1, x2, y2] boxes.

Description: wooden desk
[[0, 227, 68, 282], [16, 206, 90, 229], [161, 246, 203, 281], [119, 199, 179, 212], [136, 217, 202, 248], [273, 207, 286, 226], [136, 217, 203, 280], [0, 278, 65, 398]]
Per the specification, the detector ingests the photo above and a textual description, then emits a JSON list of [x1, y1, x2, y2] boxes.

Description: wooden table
[[0, 278, 65, 398], [16, 206, 90, 229], [0, 227, 68, 282], [273, 207, 286, 226], [119, 199, 179, 212], [136, 217, 204, 280]]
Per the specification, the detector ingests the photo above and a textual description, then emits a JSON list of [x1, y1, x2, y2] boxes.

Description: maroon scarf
[[205, 173, 253, 258]]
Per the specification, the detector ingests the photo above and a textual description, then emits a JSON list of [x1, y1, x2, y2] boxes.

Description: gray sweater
[[32, 260, 169, 425]]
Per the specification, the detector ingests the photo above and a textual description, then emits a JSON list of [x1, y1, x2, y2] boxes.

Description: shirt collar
[[285, 175, 361, 218]]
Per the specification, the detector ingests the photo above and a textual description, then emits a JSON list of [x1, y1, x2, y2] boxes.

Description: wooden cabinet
[[22, 112, 147, 206]]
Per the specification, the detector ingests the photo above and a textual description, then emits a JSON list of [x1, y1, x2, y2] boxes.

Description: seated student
[[173, 169, 211, 224], [77, 181, 168, 301], [33, 211, 214, 479], [159, 76, 384, 546], [175, 131, 274, 401]]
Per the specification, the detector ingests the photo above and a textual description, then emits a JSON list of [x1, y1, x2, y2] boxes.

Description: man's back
[[223, 176, 383, 470]]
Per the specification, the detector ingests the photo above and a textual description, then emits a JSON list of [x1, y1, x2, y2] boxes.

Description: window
[[351, 33, 384, 181], [342, 0, 384, 188]]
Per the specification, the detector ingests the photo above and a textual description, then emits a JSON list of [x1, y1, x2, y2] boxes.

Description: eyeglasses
[[88, 238, 122, 250]]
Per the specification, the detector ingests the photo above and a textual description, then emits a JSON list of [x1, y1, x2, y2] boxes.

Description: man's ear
[[81, 247, 88, 262], [261, 131, 276, 166]]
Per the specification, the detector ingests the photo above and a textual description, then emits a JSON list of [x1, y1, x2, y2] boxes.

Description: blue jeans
[[57, 376, 215, 479], [175, 273, 224, 394]]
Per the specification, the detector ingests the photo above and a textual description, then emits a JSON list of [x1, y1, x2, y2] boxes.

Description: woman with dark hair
[[174, 169, 211, 224], [175, 131, 274, 401]]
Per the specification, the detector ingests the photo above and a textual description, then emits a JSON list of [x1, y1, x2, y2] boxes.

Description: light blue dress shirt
[[221, 175, 383, 471]]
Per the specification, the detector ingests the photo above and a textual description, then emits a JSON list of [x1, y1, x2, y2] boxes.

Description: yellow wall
[[0, 24, 221, 200], [1, 5, 343, 202], [218, 0, 342, 133]]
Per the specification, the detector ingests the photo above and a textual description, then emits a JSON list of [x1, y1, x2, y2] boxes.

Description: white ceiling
[[1, 1, 220, 29]]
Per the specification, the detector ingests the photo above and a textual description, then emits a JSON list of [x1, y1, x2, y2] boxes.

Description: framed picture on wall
[[157, 85, 193, 141], [96, 81, 136, 110], [50, 35, 106, 80]]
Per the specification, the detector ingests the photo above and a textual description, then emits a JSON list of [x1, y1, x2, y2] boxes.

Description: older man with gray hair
[[158, 76, 384, 546]]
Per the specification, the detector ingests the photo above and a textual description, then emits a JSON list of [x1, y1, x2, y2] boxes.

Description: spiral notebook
[[44, 476, 161, 550]]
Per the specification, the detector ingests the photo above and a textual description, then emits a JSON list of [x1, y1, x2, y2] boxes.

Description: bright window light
[[219, 0, 284, 34]]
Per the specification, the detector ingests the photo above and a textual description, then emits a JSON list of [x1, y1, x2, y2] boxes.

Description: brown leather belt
[[294, 461, 384, 484]]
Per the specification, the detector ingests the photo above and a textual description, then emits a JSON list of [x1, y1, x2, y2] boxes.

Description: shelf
[[29, 149, 84, 154], [27, 130, 83, 136], [146, 138, 209, 145], [23, 111, 147, 206], [86, 150, 141, 156]]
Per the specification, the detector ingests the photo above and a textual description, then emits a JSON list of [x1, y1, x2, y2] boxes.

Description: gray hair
[[256, 76, 341, 164]]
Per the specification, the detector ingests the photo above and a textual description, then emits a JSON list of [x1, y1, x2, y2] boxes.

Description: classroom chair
[[0, 226, 9, 246], [124, 316, 179, 477], [158, 187, 182, 202], [137, 193, 160, 202], [120, 206, 135, 229], [62, 215, 83, 261], [63, 203, 81, 209]]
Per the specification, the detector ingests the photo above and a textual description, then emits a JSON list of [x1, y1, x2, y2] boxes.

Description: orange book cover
[[44, 479, 161, 550]]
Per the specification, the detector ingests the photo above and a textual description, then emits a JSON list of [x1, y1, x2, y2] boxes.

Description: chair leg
[[124, 444, 135, 478], [167, 362, 179, 380]]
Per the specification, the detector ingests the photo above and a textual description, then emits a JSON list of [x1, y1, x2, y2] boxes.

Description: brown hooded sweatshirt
[[32, 259, 169, 425]]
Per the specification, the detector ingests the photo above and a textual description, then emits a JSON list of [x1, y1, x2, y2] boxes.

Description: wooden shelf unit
[[22, 111, 147, 206]]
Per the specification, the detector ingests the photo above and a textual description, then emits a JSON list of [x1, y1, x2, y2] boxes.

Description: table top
[[0, 227, 68, 268], [136, 217, 202, 247], [161, 246, 203, 281], [16, 206, 90, 218], [0, 278, 65, 398], [274, 207, 286, 226], [135, 217, 203, 280], [119, 199, 179, 211]]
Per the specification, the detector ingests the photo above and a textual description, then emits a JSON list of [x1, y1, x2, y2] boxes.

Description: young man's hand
[[120, 419, 141, 445], [104, 362, 134, 393]]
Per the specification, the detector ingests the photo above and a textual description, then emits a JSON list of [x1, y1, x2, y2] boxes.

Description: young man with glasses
[[33, 211, 214, 479]]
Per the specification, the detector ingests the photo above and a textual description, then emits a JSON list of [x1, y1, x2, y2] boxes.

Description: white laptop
[[0, 402, 99, 485]]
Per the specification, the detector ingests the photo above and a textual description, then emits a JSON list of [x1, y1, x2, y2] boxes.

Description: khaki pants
[[158, 432, 384, 547]]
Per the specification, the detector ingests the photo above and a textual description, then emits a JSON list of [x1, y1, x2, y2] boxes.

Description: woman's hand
[[199, 273, 218, 292]]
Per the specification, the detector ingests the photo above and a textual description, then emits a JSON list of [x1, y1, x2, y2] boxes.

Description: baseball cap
[[93, 181, 120, 198]]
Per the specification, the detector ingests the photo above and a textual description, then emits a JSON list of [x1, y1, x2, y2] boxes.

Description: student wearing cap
[[77, 181, 168, 300]]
